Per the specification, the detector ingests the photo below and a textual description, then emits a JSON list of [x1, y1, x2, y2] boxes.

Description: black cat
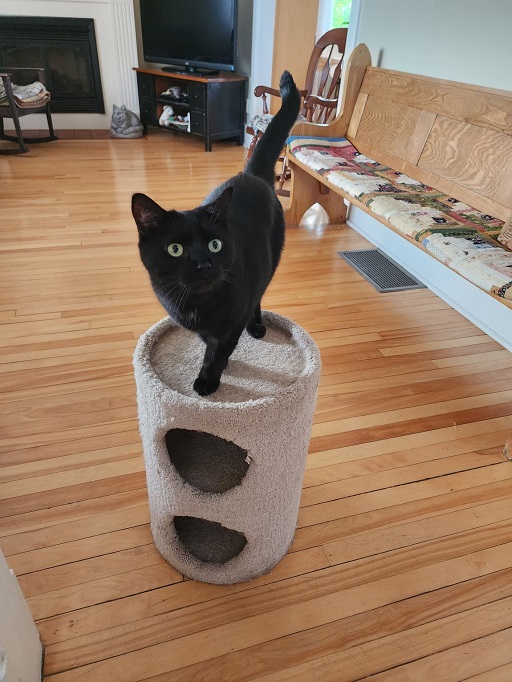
[[132, 71, 301, 395]]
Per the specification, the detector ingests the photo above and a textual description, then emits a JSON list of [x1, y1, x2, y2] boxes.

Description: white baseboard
[[346, 206, 512, 352]]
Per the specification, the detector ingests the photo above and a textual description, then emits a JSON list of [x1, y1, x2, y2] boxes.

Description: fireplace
[[0, 0, 138, 131], [0, 16, 104, 114]]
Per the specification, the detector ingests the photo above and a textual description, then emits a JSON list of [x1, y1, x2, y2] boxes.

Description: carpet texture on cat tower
[[133, 311, 321, 585]]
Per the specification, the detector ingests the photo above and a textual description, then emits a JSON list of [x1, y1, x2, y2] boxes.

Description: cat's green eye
[[208, 239, 222, 253], [167, 243, 184, 257]]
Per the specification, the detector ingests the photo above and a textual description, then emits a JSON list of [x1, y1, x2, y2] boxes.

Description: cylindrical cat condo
[[133, 311, 321, 585]]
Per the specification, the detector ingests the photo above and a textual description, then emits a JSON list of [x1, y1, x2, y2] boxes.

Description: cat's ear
[[132, 193, 167, 235], [203, 185, 233, 224]]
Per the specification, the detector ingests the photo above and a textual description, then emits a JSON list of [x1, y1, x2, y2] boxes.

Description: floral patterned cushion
[[288, 136, 512, 304]]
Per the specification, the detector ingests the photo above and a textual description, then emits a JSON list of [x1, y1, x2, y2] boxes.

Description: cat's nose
[[197, 261, 211, 271]]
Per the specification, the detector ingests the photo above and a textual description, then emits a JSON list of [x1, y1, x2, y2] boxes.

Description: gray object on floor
[[338, 249, 426, 292], [133, 311, 321, 585]]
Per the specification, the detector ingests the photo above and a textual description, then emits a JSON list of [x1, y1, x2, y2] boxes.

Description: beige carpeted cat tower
[[133, 311, 321, 585]]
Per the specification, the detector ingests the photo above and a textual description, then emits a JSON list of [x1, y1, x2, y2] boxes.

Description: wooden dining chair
[[0, 67, 57, 155], [245, 28, 348, 196]]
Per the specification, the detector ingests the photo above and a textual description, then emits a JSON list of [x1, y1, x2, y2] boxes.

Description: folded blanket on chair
[[0, 80, 50, 107]]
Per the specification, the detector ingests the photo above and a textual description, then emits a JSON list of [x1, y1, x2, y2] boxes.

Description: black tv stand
[[134, 67, 247, 152], [161, 66, 220, 76]]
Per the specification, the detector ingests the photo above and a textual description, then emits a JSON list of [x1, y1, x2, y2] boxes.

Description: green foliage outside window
[[332, 0, 352, 28]]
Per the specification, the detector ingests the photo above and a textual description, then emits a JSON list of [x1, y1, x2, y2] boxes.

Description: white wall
[[249, 0, 276, 90], [355, 0, 512, 90], [316, 0, 332, 37]]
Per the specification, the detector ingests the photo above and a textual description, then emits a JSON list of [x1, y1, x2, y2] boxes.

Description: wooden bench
[[284, 44, 512, 349]]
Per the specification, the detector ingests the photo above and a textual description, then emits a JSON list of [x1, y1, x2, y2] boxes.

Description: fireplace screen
[[0, 16, 105, 113]]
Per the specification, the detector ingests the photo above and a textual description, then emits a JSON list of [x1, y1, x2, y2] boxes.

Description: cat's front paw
[[193, 376, 220, 396], [247, 322, 266, 339]]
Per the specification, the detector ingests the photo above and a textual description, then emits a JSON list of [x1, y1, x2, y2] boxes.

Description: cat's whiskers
[[174, 283, 190, 315], [220, 272, 236, 288], [159, 279, 182, 300]]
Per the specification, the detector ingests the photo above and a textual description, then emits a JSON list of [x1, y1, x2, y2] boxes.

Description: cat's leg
[[246, 303, 266, 339], [193, 327, 244, 396]]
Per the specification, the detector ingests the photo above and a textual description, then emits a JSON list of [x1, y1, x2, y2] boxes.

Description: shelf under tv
[[134, 67, 248, 152]]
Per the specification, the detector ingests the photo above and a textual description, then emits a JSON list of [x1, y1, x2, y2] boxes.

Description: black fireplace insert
[[0, 16, 105, 114]]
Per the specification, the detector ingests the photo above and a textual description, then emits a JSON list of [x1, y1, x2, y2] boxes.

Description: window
[[332, 0, 352, 28]]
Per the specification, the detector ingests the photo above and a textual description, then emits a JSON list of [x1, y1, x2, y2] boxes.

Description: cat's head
[[112, 104, 127, 118], [131, 189, 234, 296]]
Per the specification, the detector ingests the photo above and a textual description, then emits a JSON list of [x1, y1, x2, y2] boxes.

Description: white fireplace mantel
[[0, 0, 140, 129]]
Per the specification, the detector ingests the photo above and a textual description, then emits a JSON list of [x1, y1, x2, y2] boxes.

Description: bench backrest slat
[[347, 66, 512, 221], [360, 69, 512, 134]]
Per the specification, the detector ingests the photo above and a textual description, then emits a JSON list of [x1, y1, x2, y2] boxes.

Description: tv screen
[[140, 0, 238, 74]]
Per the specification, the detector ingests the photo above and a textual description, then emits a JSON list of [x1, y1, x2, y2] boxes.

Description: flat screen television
[[139, 0, 238, 75]]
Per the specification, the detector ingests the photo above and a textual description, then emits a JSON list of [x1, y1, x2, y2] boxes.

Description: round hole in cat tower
[[165, 429, 249, 493], [173, 516, 248, 564], [133, 311, 321, 585]]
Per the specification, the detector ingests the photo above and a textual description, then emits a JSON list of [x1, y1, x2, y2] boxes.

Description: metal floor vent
[[338, 249, 426, 292]]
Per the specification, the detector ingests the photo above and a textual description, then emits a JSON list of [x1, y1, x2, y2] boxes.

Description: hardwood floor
[[1, 130, 512, 681]]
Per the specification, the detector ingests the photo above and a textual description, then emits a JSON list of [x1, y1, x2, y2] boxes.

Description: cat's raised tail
[[245, 70, 301, 187]]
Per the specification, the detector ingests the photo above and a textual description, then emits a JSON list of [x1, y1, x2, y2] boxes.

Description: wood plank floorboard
[[1, 131, 511, 680]]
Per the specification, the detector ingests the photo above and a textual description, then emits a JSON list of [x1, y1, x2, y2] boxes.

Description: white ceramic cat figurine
[[110, 104, 143, 138]]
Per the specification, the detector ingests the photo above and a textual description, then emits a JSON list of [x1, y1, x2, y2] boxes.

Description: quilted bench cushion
[[288, 136, 512, 303]]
